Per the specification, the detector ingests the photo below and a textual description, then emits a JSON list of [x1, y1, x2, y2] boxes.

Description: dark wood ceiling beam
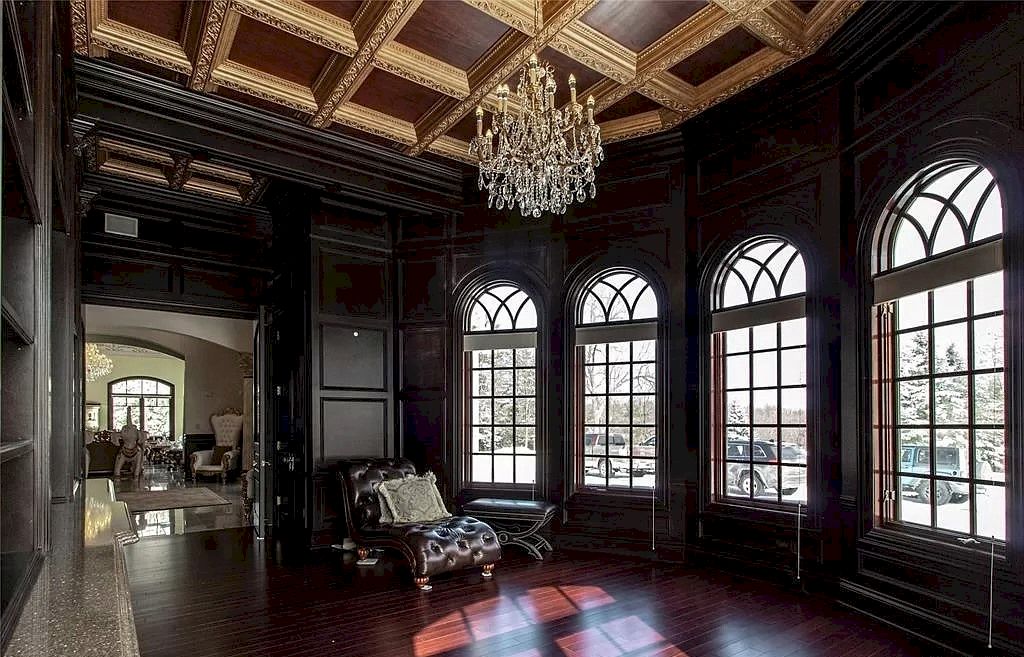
[[406, 0, 599, 156], [186, 0, 239, 92], [308, 0, 423, 128]]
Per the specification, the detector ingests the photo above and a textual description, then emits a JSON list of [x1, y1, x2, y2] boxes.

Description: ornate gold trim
[[461, 0, 537, 36], [231, 0, 358, 55], [188, 0, 237, 91], [333, 102, 417, 144], [92, 19, 192, 73], [211, 60, 318, 113], [309, 0, 423, 128]]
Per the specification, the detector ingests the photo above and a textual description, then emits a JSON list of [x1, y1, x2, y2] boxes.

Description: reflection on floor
[[111, 464, 249, 538], [126, 529, 940, 657]]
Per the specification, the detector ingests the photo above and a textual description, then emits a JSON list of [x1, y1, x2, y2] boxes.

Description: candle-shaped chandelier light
[[469, 52, 603, 218]]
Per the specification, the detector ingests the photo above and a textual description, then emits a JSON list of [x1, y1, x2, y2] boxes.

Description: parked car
[[899, 445, 986, 505], [726, 440, 805, 498], [583, 432, 657, 477]]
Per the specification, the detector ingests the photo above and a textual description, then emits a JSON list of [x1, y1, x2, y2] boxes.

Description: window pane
[[632, 395, 655, 425], [899, 476, 931, 527], [934, 377, 968, 424], [584, 365, 606, 394], [752, 323, 777, 350], [897, 380, 930, 425], [974, 374, 1004, 424], [632, 363, 656, 393], [473, 427, 493, 452], [584, 344, 606, 364], [516, 427, 536, 453], [494, 399, 513, 425], [781, 427, 807, 453], [515, 456, 536, 484], [494, 349, 513, 367], [515, 368, 535, 395], [156, 382, 171, 395], [633, 340, 656, 362], [933, 323, 968, 374], [494, 427, 513, 452], [780, 318, 805, 347], [516, 398, 536, 425], [472, 350, 492, 368], [726, 355, 749, 389], [935, 487, 970, 534], [973, 317, 1003, 369], [474, 370, 492, 396], [896, 292, 928, 330], [932, 281, 967, 323], [608, 364, 630, 393], [584, 396, 606, 424], [142, 379, 157, 394], [976, 484, 1005, 540], [473, 400, 492, 424], [471, 455, 492, 482], [608, 397, 629, 424], [752, 389, 777, 423], [515, 347, 535, 367], [726, 392, 750, 423], [898, 330, 929, 377], [493, 455, 514, 483], [725, 328, 749, 354], [780, 348, 806, 386], [780, 466, 806, 502], [973, 272, 1003, 314], [780, 388, 805, 425], [608, 342, 629, 363], [126, 379, 142, 394], [974, 430, 1004, 480], [493, 369, 513, 396], [752, 352, 777, 387]]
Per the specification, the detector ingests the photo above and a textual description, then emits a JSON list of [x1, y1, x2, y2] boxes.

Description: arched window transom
[[881, 162, 1002, 271], [578, 268, 658, 325], [714, 237, 806, 310]]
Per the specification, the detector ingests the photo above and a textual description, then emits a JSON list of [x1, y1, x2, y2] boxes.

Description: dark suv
[[726, 440, 805, 498], [899, 445, 987, 505]]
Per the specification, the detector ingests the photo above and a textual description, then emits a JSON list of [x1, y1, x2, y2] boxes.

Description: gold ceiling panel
[[85, 136, 266, 204], [72, 0, 861, 166]]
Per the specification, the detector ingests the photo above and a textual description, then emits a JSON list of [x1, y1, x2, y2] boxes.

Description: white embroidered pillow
[[377, 472, 449, 524]]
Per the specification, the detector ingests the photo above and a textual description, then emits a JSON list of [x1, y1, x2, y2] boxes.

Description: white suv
[[583, 433, 628, 477]]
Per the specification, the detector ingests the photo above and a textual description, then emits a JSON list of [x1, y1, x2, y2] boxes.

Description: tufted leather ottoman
[[337, 458, 502, 591]]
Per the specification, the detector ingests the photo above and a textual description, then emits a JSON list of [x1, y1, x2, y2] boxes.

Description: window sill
[[566, 489, 666, 509], [860, 524, 1007, 568]]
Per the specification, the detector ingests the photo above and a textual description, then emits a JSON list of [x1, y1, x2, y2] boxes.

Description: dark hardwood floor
[[125, 529, 943, 657]]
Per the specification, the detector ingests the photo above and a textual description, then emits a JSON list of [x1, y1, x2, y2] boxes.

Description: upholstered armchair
[[191, 410, 243, 483]]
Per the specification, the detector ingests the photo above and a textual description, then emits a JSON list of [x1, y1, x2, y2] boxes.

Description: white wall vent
[[104, 213, 139, 238]]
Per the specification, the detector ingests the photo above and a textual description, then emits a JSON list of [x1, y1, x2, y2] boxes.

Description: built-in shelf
[[1, 296, 33, 345], [0, 440, 33, 464]]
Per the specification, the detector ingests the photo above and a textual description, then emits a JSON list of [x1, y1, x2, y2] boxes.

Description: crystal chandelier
[[85, 343, 114, 382], [469, 52, 603, 218]]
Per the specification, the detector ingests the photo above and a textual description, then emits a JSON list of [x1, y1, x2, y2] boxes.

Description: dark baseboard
[[839, 579, 1017, 657]]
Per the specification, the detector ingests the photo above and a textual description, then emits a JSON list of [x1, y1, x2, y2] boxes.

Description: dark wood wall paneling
[[385, 3, 1024, 655], [307, 199, 397, 546], [79, 176, 271, 317], [394, 137, 688, 555]]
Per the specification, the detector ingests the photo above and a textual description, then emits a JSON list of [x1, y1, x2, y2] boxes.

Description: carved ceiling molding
[[83, 136, 265, 204], [71, 0, 861, 162]]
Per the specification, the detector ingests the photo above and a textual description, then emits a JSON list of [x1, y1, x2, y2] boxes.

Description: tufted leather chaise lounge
[[338, 458, 501, 591]]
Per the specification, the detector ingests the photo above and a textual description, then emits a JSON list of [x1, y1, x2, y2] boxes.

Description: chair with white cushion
[[191, 410, 243, 483]]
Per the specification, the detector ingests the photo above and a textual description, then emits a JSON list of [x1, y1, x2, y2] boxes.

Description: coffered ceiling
[[71, 0, 861, 165]]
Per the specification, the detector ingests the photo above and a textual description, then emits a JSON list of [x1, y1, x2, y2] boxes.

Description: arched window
[[872, 161, 1005, 540], [574, 268, 659, 491], [710, 237, 807, 505], [108, 377, 174, 438], [463, 282, 539, 486]]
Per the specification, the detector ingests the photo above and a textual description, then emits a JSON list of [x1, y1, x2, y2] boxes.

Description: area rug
[[116, 487, 231, 513]]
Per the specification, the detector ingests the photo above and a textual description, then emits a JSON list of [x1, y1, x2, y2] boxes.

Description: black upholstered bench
[[461, 498, 557, 560]]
